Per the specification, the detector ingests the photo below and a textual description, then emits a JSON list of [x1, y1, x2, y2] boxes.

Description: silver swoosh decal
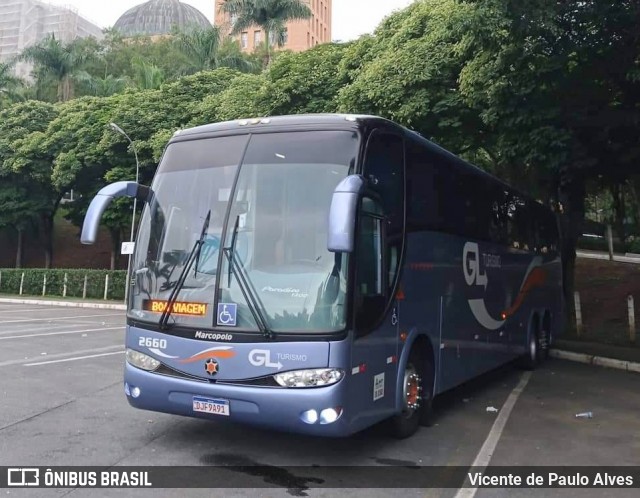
[[468, 299, 505, 330]]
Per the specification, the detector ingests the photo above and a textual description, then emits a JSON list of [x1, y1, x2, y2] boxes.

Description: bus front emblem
[[204, 359, 219, 376]]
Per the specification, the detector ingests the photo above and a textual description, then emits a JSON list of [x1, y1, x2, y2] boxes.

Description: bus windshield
[[130, 130, 358, 334]]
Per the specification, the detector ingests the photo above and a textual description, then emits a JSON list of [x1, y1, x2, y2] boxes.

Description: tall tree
[[176, 26, 254, 73], [458, 0, 640, 303], [221, 0, 312, 64], [0, 101, 58, 267], [21, 34, 93, 102], [75, 72, 130, 97], [0, 62, 24, 109], [131, 58, 165, 90]]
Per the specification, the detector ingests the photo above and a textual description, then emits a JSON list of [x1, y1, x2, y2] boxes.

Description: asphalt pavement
[[0, 303, 638, 498]]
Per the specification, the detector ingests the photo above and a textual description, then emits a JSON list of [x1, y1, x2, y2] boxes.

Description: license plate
[[193, 396, 230, 416]]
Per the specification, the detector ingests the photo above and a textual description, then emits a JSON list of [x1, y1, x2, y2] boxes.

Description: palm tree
[[0, 62, 24, 108], [131, 58, 165, 90], [221, 0, 312, 64], [75, 71, 130, 97], [21, 34, 91, 102], [176, 26, 254, 73]]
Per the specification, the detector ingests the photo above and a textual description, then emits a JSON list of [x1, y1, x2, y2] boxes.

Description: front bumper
[[124, 363, 353, 437]]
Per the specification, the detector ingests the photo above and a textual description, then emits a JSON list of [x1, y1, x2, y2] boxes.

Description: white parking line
[[0, 345, 123, 367], [0, 307, 64, 314], [0, 326, 123, 340], [0, 313, 123, 324], [0, 321, 123, 336], [454, 371, 532, 498], [24, 351, 124, 366]]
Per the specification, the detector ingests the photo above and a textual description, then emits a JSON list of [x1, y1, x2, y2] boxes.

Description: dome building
[[114, 0, 211, 37]]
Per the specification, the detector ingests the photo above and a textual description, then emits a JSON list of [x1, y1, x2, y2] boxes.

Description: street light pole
[[109, 122, 140, 305]]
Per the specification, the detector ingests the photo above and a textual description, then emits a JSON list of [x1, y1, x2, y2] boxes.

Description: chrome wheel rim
[[530, 333, 537, 361], [402, 364, 422, 416]]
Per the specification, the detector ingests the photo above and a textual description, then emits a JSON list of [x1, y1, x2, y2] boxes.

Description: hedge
[[576, 236, 626, 254], [0, 269, 127, 300]]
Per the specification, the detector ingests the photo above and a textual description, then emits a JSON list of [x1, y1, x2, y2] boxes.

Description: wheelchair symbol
[[217, 303, 237, 327]]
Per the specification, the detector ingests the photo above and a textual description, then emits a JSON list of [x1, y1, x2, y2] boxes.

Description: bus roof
[[172, 114, 396, 139], [172, 113, 552, 214]]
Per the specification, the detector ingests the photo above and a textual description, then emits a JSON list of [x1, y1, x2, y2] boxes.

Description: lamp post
[[109, 122, 139, 304]]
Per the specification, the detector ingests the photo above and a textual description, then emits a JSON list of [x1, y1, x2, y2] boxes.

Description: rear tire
[[521, 327, 540, 370], [389, 346, 434, 438], [539, 313, 551, 362]]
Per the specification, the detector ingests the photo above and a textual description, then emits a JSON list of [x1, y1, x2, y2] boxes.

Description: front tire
[[389, 347, 434, 438]]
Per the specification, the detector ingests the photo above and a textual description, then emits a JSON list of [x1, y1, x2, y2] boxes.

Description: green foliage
[[1, 0, 638, 276], [338, 0, 486, 163], [576, 237, 625, 254], [176, 26, 255, 74], [131, 58, 165, 90], [0, 268, 126, 300], [76, 72, 129, 97], [0, 62, 24, 109], [0, 101, 59, 232], [195, 73, 268, 124], [263, 43, 350, 115], [627, 238, 640, 255]]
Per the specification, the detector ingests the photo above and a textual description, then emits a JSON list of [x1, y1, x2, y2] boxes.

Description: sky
[[44, 0, 415, 42]]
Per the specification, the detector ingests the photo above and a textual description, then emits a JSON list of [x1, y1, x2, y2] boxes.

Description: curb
[[550, 349, 640, 374], [0, 298, 126, 311]]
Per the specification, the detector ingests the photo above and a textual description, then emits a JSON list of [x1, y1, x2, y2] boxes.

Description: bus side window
[[406, 141, 438, 232], [355, 198, 385, 330], [362, 131, 405, 295]]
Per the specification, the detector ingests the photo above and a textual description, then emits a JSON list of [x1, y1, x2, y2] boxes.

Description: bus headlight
[[126, 349, 161, 372], [274, 369, 344, 388]]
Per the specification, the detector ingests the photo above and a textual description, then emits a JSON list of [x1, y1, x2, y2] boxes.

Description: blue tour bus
[[81, 115, 563, 438]]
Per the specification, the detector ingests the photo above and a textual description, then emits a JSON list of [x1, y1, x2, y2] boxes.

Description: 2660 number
[[139, 337, 167, 349]]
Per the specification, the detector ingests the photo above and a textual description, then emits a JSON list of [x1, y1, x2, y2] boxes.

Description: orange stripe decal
[[179, 350, 236, 363], [503, 268, 548, 318]]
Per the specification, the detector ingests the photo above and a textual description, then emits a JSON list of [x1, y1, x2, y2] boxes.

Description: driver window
[[357, 201, 383, 296]]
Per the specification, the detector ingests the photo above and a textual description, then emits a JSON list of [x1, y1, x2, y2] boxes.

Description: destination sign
[[143, 300, 207, 316]]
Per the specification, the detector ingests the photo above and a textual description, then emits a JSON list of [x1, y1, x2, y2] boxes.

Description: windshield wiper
[[227, 214, 240, 287], [223, 216, 273, 340], [159, 210, 211, 330]]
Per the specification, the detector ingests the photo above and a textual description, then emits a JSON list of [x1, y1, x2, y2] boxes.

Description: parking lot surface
[[1, 302, 638, 497]]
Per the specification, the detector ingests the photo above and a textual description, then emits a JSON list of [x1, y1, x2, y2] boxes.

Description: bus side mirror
[[328, 175, 365, 253], [81, 181, 149, 245]]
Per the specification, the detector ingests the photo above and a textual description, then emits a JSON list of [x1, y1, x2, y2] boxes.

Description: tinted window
[[406, 137, 543, 251], [362, 132, 404, 234], [362, 131, 405, 294], [406, 141, 437, 231]]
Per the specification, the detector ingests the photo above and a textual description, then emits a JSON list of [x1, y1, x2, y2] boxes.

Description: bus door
[[350, 131, 405, 415]]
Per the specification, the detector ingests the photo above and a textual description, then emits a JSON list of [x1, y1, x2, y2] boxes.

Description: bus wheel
[[521, 328, 540, 370], [539, 313, 551, 362], [389, 348, 433, 438]]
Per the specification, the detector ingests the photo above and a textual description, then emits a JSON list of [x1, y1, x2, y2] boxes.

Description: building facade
[[0, 0, 103, 78], [213, 0, 332, 53]]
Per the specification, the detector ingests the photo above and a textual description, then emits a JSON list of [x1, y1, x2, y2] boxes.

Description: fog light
[[131, 387, 141, 398], [320, 408, 343, 425], [300, 409, 318, 424]]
